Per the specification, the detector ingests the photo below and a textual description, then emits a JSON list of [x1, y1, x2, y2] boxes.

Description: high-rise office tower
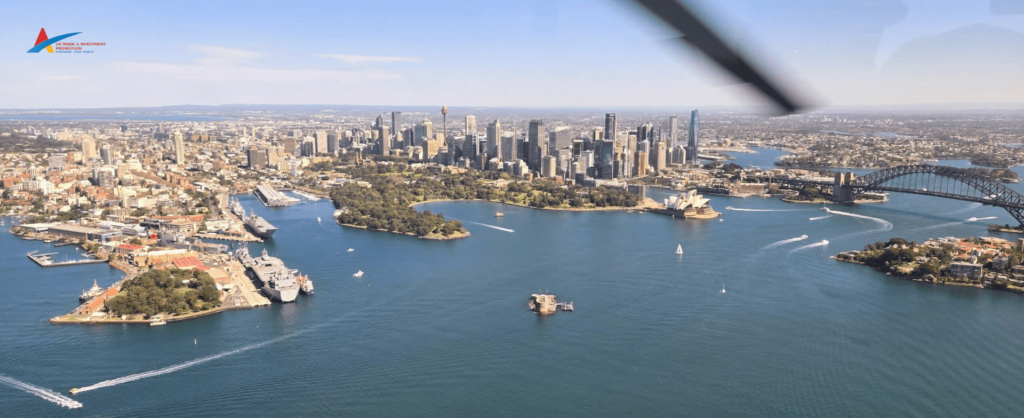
[[81, 138, 97, 161], [604, 113, 616, 140], [301, 138, 315, 157], [541, 155, 557, 178], [668, 116, 679, 148], [486, 120, 501, 161], [687, 110, 699, 163], [549, 127, 571, 154], [284, 137, 297, 154], [415, 119, 433, 147], [100, 144, 113, 165], [465, 115, 476, 134], [247, 147, 267, 169], [391, 111, 402, 141], [654, 141, 667, 172], [634, 151, 648, 176], [463, 134, 478, 162], [597, 139, 615, 179], [327, 132, 339, 153], [378, 126, 390, 155], [174, 133, 185, 165], [528, 120, 544, 170], [315, 130, 328, 154]]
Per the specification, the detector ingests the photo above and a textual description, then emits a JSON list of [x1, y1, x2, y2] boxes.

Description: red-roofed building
[[115, 244, 144, 256], [81, 287, 119, 317], [171, 256, 203, 270]]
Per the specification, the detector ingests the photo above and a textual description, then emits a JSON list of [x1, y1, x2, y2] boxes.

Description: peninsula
[[834, 236, 1024, 294]]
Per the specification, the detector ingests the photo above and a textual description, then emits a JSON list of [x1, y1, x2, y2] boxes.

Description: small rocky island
[[529, 293, 573, 314]]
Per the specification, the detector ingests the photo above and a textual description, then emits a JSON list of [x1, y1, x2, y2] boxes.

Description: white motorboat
[[353, 270, 364, 278], [347, 248, 354, 252]]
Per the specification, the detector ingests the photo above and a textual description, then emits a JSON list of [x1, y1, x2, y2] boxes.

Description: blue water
[[3, 175, 1024, 416]]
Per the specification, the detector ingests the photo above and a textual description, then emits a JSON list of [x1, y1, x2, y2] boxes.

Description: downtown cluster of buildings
[[352, 109, 704, 183]]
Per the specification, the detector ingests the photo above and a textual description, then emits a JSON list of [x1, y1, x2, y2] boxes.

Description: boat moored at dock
[[236, 247, 301, 303]]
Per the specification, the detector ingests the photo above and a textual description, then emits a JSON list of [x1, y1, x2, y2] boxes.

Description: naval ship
[[244, 209, 278, 239], [228, 198, 245, 218], [236, 247, 301, 303]]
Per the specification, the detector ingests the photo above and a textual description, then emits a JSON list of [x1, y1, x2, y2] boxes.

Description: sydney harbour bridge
[[758, 165, 1024, 226]]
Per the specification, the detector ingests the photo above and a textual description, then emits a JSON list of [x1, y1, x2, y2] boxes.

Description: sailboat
[[720, 283, 726, 294], [675, 244, 683, 255]]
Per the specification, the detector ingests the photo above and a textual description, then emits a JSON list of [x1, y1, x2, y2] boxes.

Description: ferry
[[495, 212, 504, 217]]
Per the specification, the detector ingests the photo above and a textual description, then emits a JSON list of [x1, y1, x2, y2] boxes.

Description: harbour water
[[4, 165, 1024, 416]]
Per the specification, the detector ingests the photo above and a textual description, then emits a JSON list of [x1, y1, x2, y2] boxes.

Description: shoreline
[[410, 198, 642, 212], [831, 256, 1024, 294], [49, 304, 258, 325], [334, 218, 471, 240]]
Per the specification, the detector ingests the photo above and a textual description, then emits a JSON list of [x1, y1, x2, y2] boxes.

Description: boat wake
[[462, 221, 514, 233], [74, 332, 301, 393], [790, 240, 829, 252], [809, 215, 831, 221], [763, 235, 809, 250], [725, 206, 807, 212], [0, 374, 82, 409], [947, 202, 983, 215], [912, 216, 999, 234], [827, 209, 893, 241]]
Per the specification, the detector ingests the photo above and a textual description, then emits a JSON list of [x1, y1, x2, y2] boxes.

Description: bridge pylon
[[832, 172, 856, 203]]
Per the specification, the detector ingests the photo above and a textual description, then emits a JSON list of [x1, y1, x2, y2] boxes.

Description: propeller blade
[[630, 0, 808, 114]]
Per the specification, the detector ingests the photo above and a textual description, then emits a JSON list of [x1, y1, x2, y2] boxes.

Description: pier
[[253, 185, 299, 207], [27, 251, 107, 267]]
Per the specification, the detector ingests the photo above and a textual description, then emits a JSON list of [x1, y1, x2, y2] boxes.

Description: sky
[[1, 0, 1023, 110]]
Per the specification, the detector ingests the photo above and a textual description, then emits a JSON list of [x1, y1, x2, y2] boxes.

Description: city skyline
[[2, 0, 1024, 109]]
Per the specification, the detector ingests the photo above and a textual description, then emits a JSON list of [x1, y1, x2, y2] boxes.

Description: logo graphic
[[28, 28, 81, 53]]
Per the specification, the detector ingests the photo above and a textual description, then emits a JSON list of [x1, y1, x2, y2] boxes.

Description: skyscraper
[[687, 110, 700, 163], [414, 119, 433, 146], [668, 116, 679, 148], [315, 130, 328, 155], [528, 120, 544, 170], [391, 111, 402, 142], [81, 138, 97, 161], [549, 127, 571, 154], [486, 120, 501, 161], [604, 113, 616, 140], [247, 147, 267, 169], [654, 141, 667, 172], [378, 126, 390, 155], [100, 144, 113, 165], [465, 115, 477, 134], [174, 132, 185, 165]]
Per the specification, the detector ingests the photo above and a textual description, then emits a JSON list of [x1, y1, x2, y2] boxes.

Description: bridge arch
[[843, 164, 1024, 226]]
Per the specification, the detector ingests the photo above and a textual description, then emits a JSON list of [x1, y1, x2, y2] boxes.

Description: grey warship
[[235, 247, 300, 303], [243, 209, 277, 239]]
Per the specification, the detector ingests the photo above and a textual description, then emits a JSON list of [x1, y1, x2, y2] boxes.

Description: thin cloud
[[315, 54, 420, 64], [109, 61, 401, 83], [187, 45, 264, 66]]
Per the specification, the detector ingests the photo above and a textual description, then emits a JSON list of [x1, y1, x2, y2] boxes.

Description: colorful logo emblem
[[28, 28, 82, 53]]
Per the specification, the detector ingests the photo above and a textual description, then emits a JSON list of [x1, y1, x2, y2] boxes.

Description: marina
[[26, 251, 106, 267]]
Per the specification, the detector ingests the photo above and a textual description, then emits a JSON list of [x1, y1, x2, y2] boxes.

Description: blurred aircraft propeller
[[629, 0, 810, 114]]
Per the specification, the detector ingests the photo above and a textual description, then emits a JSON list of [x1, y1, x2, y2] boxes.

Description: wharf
[[254, 184, 299, 207], [27, 251, 107, 267]]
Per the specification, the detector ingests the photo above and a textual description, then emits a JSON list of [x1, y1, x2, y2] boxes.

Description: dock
[[27, 251, 107, 267], [254, 185, 300, 207]]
